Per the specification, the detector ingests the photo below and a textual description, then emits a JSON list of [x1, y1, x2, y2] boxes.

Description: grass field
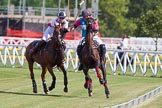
[[0, 65, 162, 108]]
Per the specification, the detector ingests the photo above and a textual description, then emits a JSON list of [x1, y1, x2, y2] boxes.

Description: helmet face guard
[[58, 11, 66, 18], [82, 8, 92, 17]]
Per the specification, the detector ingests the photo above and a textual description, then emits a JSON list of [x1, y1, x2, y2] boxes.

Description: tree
[[126, 0, 161, 18], [99, 0, 136, 37], [134, 6, 162, 51], [126, 0, 162, 38]]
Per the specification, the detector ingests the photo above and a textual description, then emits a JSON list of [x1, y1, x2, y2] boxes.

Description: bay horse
[[80, 18, 110, 98], [25, 24, 68, 94]]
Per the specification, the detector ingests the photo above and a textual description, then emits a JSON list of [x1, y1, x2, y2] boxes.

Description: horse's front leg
[[100, 63, 110, 98], [95, 67, 104, 84], [41, 66, 48, 94], [47, 66, 56, 91], [59, 64, 68, 93], [28, 60, 37, 93], [83, 68, 93, 97]]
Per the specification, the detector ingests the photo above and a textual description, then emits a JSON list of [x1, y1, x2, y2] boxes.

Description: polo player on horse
[[71, 8, 106, 70], [29, 11, 69, 56]]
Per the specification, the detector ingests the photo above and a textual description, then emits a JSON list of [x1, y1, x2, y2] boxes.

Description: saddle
[[32, 40, 47, 50], [32, 40, 65, 51], [81, 39, 99, 48]]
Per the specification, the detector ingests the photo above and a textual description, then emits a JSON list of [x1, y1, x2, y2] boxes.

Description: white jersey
[[42, 18, 68, 41], [119, 38, 128, 50]]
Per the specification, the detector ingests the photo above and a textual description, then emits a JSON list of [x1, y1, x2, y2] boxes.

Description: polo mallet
[[70, 0, 85, 31], [74, 0, 85, 22]]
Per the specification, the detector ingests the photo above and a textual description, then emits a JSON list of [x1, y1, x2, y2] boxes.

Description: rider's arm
[[61, 20, 69, 39], [93, 19, 99, 33], [70, 19, 81, 31], [74, 19, 81, 28], [49, 18, 58, 27]]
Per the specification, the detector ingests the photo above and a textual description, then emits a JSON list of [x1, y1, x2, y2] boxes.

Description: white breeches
[[42, 26, 54, 42], [79, 35, 103, 45]]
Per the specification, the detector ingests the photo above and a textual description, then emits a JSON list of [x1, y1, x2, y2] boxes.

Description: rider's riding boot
[[99, 44, 106, 60], [77, 45, 83, 71], [62, 40, 66, 51], [29, 40, 45, 56], [78, 55, 83, 71]]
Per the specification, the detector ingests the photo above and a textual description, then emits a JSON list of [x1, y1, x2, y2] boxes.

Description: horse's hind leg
[[59, 64, 68, 93], [47, 66, 56, 91], [28, 60, 37, 93], [100, 64, 110, 98], [41, 66, 48, 94], [83, 69, 92, 97]]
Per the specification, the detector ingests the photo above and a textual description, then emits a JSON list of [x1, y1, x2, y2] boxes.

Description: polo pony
[[25, 24, 68, 94], [79, 18, 110, 98]]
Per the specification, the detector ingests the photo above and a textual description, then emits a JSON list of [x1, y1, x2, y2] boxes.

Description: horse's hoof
[[49, 86, 55, 91], [33, 88, 37, 93], [33, 90, 37, 93], [84, 83, 88, 89], [44, 89, 48, 94], [105, 88, 110, 98], [64, 87, 68, 93], [45, 91, 48, 94], [106, 94, 110, 98], [89, 92, 93, 97]]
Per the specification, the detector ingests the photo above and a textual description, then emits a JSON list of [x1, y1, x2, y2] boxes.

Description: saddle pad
[[82, 40, 99, 48], [32, 40, 47, 49], [32, 40, 39, 46]]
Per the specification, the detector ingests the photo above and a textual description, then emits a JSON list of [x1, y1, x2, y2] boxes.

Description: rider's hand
[[48, 23, 51, 27], [54, 22, 60, 26], [70, 26, 75, 31]]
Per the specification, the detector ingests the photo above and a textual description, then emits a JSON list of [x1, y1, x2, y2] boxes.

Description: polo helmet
[[58, 11, 66, 18]]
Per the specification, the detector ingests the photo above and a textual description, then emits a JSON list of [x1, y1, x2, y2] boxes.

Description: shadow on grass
[[0, 90, 77, 98]]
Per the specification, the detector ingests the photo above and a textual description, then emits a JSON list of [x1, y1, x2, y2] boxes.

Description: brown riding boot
[[78, 55, 83, 71], [78, 63, 83, 71], [99, 44, 106, 60], [77, 45, 83, 71]]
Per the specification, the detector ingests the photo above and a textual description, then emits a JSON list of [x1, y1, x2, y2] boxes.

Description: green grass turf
[[0, 66, 162, 108]]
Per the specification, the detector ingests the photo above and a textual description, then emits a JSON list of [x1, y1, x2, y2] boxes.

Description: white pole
[[91, 0, 98, 18], [22, 0, 26, 31], [19, 0, 22, 15], [68, 0, 70, 20], [7, 0, 10, 30], [42, 0, 45, 31], [58, 0, 61, 12], [74, 0, 78, 18]]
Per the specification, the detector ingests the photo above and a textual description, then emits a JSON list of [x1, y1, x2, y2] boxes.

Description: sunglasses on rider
[[59, 17, 65, 19]]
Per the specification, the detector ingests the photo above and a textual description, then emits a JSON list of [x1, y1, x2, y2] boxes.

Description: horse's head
[[84, 18, 96, 46], [51, 24, 64, 49], [86, 18, 95, 31]]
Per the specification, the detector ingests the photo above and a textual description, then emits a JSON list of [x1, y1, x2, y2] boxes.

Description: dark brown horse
[[25, 25, 68, 94], [80, 18, 110, 98]]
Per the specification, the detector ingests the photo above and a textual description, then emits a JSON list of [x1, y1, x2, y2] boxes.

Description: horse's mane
[[49, 24, 64, 49]]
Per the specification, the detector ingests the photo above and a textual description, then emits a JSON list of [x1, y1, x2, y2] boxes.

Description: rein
[[51, 25, 64, 51]]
